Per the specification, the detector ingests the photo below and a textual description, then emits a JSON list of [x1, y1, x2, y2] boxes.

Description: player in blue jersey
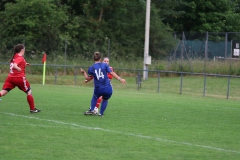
[[82, 57, 114, 114], [81, 51, 126, 116]]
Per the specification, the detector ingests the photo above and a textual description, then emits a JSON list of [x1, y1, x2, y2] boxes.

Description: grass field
[[0, 83, 240, 160]]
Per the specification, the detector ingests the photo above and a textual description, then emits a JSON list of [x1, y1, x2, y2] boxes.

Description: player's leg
[[92, 96, 102, 114], [95, 96, 102, 109], [86, 96, 102, 113], [0, 90, 8, 102], [26, 89, 34, 110], [17, 77, 41, 113], [84, 89, 104, 115], [90, 95, 98, 111], [26, 89, 41, 113], [0, 90, 8, 97], [84, 92, 99, 115], [99, 99, 108, 116], [0, 76, 14, 98], [99, 86, 113, 116]]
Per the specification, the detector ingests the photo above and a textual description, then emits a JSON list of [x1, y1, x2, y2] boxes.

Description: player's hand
[[80, 68, 85, 74], [119, 79, 127, 84], [26, 63, 31, 66]]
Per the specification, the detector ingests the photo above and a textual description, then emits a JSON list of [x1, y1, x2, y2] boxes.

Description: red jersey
[[108, 66, 113, 79], [9, 54, 26, 77]]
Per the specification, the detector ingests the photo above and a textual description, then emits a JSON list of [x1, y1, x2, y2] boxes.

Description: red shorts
[[2, 76, 30, 93]]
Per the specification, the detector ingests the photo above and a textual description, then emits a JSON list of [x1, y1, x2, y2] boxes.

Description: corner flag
[[42, 53, 47, 85]]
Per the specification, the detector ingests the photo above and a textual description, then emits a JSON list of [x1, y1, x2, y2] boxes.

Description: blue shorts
[[94, 85, 113, 100]]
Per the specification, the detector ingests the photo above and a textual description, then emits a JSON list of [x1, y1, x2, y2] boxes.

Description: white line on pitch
[[1, 112, 240, 154]]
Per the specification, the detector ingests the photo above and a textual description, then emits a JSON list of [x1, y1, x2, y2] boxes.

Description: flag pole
[[42, 53, 47, 85]]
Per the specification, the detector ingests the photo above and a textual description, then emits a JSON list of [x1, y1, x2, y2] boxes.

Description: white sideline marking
[[1, 112, 240, 154]]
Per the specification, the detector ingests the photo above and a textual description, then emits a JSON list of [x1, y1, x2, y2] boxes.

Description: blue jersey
[[88, 62, 113, 89]]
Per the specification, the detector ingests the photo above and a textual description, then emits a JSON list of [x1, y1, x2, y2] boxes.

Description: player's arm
[[107, 67, 113, 79], [85, 76, 93, 83], [12, 63, 21, 71], [110, 71, 127, 84], [80, 68, 93, 83]]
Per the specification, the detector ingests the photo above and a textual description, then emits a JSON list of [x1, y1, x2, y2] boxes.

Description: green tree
[[0, 0, 15, 11], [0, 0, 179, 60], [0, 0, 69, 57], [164, 0, 240, 32]]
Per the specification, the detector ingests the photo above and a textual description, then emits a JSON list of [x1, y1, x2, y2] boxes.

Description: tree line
[[0, 0, 240, 60]]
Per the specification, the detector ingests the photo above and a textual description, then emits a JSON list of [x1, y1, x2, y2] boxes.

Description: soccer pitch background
[[0, 83, 240, 159]]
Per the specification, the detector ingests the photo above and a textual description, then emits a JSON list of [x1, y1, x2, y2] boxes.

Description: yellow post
[[42, 61, 46, 85], [42, 53, 47, 85]]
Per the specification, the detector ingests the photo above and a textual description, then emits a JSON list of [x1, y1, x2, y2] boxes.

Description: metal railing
[[1, 62, 240, 99]]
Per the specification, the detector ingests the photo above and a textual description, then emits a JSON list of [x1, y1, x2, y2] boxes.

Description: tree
[[163, 0, 240, 32], [0, 0, 15, 11], [0, 0, 181, 60], [0, 0, 69, 56]]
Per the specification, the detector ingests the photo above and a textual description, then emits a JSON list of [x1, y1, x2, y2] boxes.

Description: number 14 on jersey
[[95, 69, 105, 80]]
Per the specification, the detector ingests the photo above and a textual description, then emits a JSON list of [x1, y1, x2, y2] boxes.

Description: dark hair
[[93, 51, 101, 61], [10, 44, 25, 62], [14, 44, 25, 53]]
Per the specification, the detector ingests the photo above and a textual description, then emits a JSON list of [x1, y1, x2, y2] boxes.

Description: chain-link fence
[[1, 62, 240, 99], [166, 32, 240, 73], [1, 32, 240, 59], [1, 32, 240, 74], [171, 32, 240, 60]]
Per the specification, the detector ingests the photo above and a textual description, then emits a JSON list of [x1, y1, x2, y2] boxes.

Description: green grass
[[0, 84, 240, 160], [1, 73, 240, 100]]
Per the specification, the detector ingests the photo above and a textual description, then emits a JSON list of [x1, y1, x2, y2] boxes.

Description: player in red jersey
[[0, 44, 41, 113]]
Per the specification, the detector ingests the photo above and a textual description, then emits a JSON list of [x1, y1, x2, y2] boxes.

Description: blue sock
[[100, 100, 108, 115], [91, 96, 98, 111]]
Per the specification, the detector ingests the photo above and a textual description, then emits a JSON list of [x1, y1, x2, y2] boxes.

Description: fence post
[[203, 74, 207, 97], [225, 33, 228, 59], [64, 39, 67, 75], [54, 66, 58, 85], [135, 71, 142, 90], [157, 71, 160, 93], [227, 76, 230, 99], [204, 32, 208, 72], [180, 73, 183, 94], [137, 71, 141, 90], [74, 67, 77, 85]]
